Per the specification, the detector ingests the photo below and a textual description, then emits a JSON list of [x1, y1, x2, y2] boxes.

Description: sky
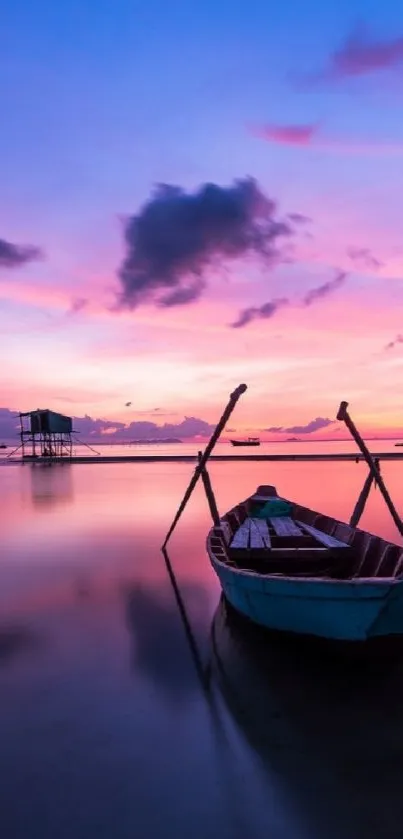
[[2, 0, 403, 440]]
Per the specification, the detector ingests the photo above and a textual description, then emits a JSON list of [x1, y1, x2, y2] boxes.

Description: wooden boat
[[230, 437, 260, 447], [207, 484, 403, 645], [164, 387, 403, 647]]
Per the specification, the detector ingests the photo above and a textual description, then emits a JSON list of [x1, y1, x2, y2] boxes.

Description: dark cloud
[[231, 297, 289, 328], [160, 279, 206, 307], [1, 408, 216, 443], [118, 178, 293, 309], [231, 271, 346, 329], [0, 238, 43, 269], [73, 414, 215, 441], [385, 334, 403, 351], [0, 408, 20, 439], [129, 416, 215, 440], [306, 25, 403, 83], [73, 415, 126, 437], [347, 247, 383, 270], [302, 271, 346, 306], [283, 417, 335, 434], [264, 418, 335, 434]]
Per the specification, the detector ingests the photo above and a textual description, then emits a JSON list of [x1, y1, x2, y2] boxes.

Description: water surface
[[1, 454, 403, 838]]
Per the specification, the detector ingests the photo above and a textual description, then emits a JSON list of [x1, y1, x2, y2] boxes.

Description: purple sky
[[2, 1, 403, 439]]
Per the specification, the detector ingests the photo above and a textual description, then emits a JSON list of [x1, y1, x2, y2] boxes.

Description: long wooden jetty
[[6, 451, 403, 465]]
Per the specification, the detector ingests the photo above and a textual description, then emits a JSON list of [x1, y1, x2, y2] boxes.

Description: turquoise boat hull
[[209, 555, 403, 642]]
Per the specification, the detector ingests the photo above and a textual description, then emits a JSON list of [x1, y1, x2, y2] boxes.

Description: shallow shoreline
[[4, 451, 403, 465]]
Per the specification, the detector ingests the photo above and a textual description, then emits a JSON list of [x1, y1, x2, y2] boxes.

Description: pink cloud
[[68, 297, 88, 315], [385, 334, 403, 351], [252, 123, 403, 156], [294, 25, 403, 87], [329, 27, 403, 79], [253, 124, 317, 146]]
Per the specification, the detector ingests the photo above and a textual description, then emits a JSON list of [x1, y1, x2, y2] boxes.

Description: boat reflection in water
[[211, 596, 403, 839]]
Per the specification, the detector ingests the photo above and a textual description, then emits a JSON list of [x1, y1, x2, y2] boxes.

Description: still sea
[[1, 440, 403, 839]]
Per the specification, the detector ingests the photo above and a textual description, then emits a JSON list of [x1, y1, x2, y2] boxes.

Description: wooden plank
[[247, 519, 265, 550], [269, 517, 302, 537], [230, 520, 251, 549], [250, 517, 271, 548], [249, 527, 264, 550], [297, 521, 349, 548]]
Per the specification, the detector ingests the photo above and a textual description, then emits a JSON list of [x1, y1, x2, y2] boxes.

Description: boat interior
[[209, 485, 403, 581]]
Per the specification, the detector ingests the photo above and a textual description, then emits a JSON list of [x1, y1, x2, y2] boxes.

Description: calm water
[[1, 451, 403, 838]]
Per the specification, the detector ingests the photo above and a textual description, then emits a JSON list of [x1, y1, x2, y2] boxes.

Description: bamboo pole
[[350, 472, 374, 528], [198, 451, 221, 527], [350, 457, 381, 528], [162, 383, 247, 547], [337, 401, 403, 535]]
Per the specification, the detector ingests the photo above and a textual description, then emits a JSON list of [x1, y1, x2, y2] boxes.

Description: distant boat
[[395, 442, 403, 447], [0, 443, 7, 449], [207, 483, 403, 646], [230, 437, 260, 447]]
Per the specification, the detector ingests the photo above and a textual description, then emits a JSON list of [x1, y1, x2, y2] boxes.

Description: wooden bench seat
[[230, 517, 273, 551], [269, 517, 303, 537], [297, 521, 349, 548], [230, 520, 251, 549], [250, 518, 271, 549]]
